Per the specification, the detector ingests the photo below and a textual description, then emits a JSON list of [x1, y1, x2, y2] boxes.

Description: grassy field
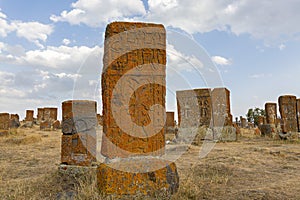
[[0, 126, 300, 199]]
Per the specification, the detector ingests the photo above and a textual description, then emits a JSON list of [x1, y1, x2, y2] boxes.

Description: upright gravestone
[[211, 88, 232, 127], [297, 99, 300, 132], [37, 108, 44, 122], [176, 88, 211, 128], [98, 22, 179, 196], [0, 113, 9, 135], [166, 112, 175, 127], [265, 103, 277, 125], [9, 114, 20, 128], [61, 100, 97, 166], [278, 95, 297, 133]]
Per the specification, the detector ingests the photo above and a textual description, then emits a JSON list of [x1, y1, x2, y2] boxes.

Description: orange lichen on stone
[[99, 22, 179, 196], [61, 133, 96, 166], [278, 95, 297, 133], [61, 100, 97, 166], [97, 160, 178, 195]]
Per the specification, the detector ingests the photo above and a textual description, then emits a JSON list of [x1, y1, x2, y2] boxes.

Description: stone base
[[97, 158, 179, 196], [213, 126, 237, 141]]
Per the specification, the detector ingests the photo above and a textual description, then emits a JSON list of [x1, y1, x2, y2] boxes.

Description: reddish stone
[[297, 99, 300, 132], [25, 110, 34, 122], [9, 114, 20, 128], [37, 108, 44, 121], [40, 120, 51, 131], [0, 113, 9, 130], [166, 112, 175, 127], [265, 103, 277, 125], [278, 95, 297, 133], [52, 120, 61, 130], [61, 133, 96, 166], [211, 88, 232, 127]]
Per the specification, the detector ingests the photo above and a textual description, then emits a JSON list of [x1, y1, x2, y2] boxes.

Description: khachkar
[[297, 99, 300, 132], [25, 110, 34, 127], [61, 100, 97, 166], [278, 95, 298, 133], [265, 103, 277, 125], [98, 22, 179, 196], [40, 107, 59, 130], [176, 88, 235, 141], [0, 113, 9, 135]]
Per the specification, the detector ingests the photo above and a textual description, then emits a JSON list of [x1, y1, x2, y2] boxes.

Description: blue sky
[[1, 0, 300, 119]]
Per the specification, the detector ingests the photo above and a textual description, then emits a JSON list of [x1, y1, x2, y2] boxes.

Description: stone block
[[265, 103, 277, 125], [278, 95, 297, 133], [0, 113, 9, 130], [61, 133, 96, 166], [97, 159, 179, 196]]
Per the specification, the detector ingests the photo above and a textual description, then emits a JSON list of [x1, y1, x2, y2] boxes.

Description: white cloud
[[20, 45, 102, 69], [50, 0, 146, 27], [0, 71, 15, 86], [0, 12, 14, 37], [212, 56, 232, 66], [249, 73, 272, 79], [147, 0, 300, 42], [11, 21, 53, 48], [62, 38, 71, 45], [279, 44, 286, 50], [0, 10, 53, 47]]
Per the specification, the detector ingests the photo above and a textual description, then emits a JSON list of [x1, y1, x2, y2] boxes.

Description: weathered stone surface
[[213, 126, 237, 141], [25, 110, 34, 122], [52, 120, 61, 130], [40, 120, 51, 131], [62, 100, 97, 135], [9, 114, 20, 128], [61, 133, 96, 166], [166, 112, 175, 127], [101, 22, 166, 158], [297, 99, 300, 132], [278, 95, 297, 133], [97, 160, 179, 196], [259, 124, 277, 138], [61, 100, 97, 166], [240, 117, 247, 128], [0, 113, 10, 131], [37, 108, 44, 121], [177, 89, 212, 128], [211, 88, 232, 127], [99, 22, 178, 196], [44, 107, 58, 121]]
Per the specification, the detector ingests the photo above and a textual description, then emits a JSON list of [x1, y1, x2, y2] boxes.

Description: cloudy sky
[[1, 0, 300, 120]]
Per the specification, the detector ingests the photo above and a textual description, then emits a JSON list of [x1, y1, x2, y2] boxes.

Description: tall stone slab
[[44, 107, 58, 121], [265, 103, 277, 125], [98, 22, 178, 196], [166, 112, 175, 127], [9, 114, 20, 128], [278, 95, 297, 133], [211, 88, 232, 127], [25, 110, 34, 122], [0, 113, 9, 130], [297, 99, 300, 132], [37, 108, 44, 121], [176, 88, 212, 128], [61, 100, 97, 166]]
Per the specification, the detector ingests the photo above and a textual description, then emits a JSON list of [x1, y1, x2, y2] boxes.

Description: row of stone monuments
[[58, 22, 240, 197], [257, 95, 300, 138]]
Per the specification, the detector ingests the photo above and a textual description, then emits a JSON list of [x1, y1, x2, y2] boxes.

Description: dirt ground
[[0, 126, 299, 199]]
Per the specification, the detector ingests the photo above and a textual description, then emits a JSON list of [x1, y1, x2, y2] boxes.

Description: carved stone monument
[[278, 95, 297, 133], [61, 100, 97, 166], [0, 113, 9, 135], [98, 22, 179, 196], [176, 88, 211, 128], [9, 114, 20, 128], [297, 99, 300, 132]]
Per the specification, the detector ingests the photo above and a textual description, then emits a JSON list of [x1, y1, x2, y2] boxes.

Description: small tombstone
[[9, 114, 20, 128], [61, 100, 97, 166], [0, 113, 9, 135]]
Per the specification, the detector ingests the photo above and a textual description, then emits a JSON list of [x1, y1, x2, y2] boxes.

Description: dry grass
[[1, 127, 300, 199]]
